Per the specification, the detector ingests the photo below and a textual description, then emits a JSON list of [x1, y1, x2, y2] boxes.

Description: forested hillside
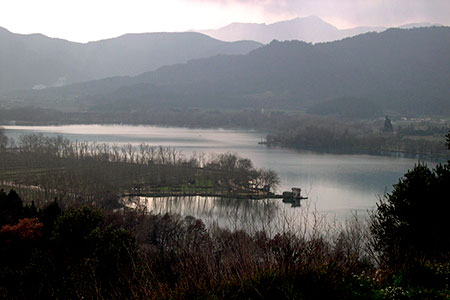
[[0, 27, 261, 92], [6, 27, 449, 117]]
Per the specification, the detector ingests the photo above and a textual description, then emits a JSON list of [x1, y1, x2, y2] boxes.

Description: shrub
[[0, 217, 43, 240]]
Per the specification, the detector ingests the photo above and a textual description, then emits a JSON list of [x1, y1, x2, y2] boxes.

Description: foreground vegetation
[[0, 135, 449, 299], [1, 159, 449, 299], [0, 129, 449, 299]]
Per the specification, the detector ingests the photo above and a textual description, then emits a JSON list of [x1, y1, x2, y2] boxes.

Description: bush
[[0, 203, 138, 299]]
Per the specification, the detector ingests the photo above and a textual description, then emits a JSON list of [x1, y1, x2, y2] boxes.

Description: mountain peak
[[196, 16, 342, 43], [196, 16, 445, 44], [293, 15, 324, 21]]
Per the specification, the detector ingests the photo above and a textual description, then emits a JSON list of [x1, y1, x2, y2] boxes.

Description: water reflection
[[4, 124, 431, 219], [125, 196, 309, 232]]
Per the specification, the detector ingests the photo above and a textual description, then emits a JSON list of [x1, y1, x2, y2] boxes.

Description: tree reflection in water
[[125, 196, 287, 232]]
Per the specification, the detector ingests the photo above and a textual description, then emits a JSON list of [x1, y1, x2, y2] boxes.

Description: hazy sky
[[1, 0, 448, 42]]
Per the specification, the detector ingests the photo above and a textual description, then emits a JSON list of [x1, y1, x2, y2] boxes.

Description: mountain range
[[6, 27, 449, 117], [2, 16, 443, 95], [196, 16, 441, 44], [0, 27, 261, 92]]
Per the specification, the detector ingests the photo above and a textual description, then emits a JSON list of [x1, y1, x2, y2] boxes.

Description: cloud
[[186, 0, 450, 27]]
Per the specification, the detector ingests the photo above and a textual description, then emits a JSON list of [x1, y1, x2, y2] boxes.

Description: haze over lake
[[4, 124, 428, 221]]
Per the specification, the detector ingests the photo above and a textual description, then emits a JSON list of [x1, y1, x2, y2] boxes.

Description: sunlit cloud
[[0, 0, 448, 42], [187, 0, 450, 28]]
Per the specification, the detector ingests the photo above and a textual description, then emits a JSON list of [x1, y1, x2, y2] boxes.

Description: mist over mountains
[[1, 16, 442, 95], [1, 25, 449, 117], [0, 27, 261, 92], [11, 27, 448, 117], [196, 16, 441, 44]]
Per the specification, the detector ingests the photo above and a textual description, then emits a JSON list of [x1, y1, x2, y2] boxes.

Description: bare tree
[[0, 127, 7, 149]]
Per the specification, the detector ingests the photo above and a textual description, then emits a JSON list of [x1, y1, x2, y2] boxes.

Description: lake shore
[[2, 124, 433, 219]]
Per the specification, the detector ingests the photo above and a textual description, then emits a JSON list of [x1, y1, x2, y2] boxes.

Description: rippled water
[[4, 124, 428, 221]]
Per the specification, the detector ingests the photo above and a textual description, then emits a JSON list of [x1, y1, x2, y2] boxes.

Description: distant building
[[291, 188, 302, 199], [283, 188, 306, 200]]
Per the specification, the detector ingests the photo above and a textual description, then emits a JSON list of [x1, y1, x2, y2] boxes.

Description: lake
[[3, 124, 429, 224]]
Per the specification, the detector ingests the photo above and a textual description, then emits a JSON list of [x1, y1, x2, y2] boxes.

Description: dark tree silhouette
[[40, 199, 61, 235], [382, 116, 393, 133], [371, 162, 450, 268], [0, 189, 24, 226], [445, 130, 450, 150]]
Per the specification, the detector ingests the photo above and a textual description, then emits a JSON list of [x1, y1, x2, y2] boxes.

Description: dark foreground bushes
[[0, 191, 138, 299], [1, 183, 449, 299]]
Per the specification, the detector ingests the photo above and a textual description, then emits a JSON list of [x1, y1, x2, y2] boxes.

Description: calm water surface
[[4, 124, 428, 223]]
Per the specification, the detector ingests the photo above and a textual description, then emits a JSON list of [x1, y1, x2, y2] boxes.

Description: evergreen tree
[[382, 116, 393, 132], [371, 162, 450, 268]]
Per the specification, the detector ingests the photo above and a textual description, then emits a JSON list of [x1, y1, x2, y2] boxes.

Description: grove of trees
[[1, 134, 280, 207]]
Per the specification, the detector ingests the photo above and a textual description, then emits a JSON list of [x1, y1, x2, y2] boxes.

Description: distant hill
[[399, 22, 443, 29], [196, 16, 441, 44], [4, 27, 450, 117], [196, 16, 385, 44], [0, 27, 261, 92]]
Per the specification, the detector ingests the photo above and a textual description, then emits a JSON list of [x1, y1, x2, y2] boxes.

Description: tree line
[[2, 107, 448, 159], [1, 133, 280, 206], [266, 119, 449, 159]]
